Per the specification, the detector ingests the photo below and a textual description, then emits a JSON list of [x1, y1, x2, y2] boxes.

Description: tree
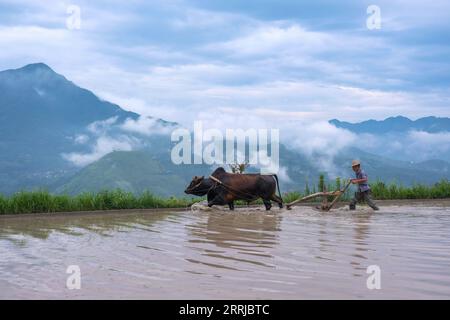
[[229, 161, 249, 174]]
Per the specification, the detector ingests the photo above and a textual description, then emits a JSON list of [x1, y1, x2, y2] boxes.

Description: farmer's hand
[[351, 179, 357, 184]]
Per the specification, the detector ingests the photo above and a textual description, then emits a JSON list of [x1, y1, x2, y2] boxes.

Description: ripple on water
[[0, 204, 450, 299]]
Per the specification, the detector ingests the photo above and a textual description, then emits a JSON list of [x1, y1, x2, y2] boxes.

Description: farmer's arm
[[351, 171, 368, 184], [351, 178, 367, 184]]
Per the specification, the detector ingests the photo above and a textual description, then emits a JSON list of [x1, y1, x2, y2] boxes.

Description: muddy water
[[1, 202, 450, 299]]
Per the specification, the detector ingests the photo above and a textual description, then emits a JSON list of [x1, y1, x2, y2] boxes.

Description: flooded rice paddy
[[1, 200, 450, 299]]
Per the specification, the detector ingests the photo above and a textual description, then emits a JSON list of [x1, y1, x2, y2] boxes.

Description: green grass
[[0, 189, 198, 215], [1, 178, 449, 215], [282, 177, 450, 204], [370, 179, 450, 200]]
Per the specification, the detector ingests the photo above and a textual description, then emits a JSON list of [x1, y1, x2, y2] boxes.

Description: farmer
[[349, 160, 379, 211]]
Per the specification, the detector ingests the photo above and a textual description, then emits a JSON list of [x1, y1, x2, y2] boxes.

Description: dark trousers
[[350, 190, 378, 210]]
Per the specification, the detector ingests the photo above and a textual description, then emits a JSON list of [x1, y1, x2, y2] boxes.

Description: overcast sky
[[1, 0, 449, 126]]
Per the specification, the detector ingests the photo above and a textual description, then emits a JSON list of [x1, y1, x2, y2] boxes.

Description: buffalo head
[[184, 176, 213, 196]]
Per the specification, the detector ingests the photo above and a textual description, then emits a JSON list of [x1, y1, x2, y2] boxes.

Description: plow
[[286, 180, 352, 211]]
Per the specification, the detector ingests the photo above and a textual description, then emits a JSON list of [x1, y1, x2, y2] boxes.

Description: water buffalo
[[184, 167, 283, 211]]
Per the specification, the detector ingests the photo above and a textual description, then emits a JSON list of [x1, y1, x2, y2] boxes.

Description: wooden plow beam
[[286, 180, 352, 211]]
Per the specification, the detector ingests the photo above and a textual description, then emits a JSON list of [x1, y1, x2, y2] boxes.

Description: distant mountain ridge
[[0, 63, 139, 124], [329, 116, 450, 134], [1, 63, 449, 196], [0, 63, 175, 194]]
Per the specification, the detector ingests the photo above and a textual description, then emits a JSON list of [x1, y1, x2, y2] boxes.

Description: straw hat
[[351, 159, 361, 167]]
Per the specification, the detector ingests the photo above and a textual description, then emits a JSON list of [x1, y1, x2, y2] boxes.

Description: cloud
[[73, 134, 89, 145], [276, 166, 292, 184], [2, 0, 450, 169], [62, 114, 174, 166], [406, 131, 450, 161], [408, 130, 450, 147], [285, 121, 357, 176], [62, 134, 141, 167], [391, 130, 450, 162], [175, 110, 357, 176], [2, 1, 449, 128], [374, 0, 450, 31], [87, 116, 118, 134], [120, 116, 174, 136], [207, 24, 334, 57], [347, 130, 450, 163], [170, 7, 248, 30]]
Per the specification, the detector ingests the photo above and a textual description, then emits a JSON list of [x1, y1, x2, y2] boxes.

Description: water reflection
[[187, 212, 282, 269], [1, 204, 450, 299], [350, 213, 371, 275], [316, 219, 333, 260], [0, 211, 173, 244]]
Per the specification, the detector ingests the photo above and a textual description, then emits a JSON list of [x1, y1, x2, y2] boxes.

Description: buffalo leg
[[208, 193, 235, 209], [271, 194, 283, 208], [263, 199, 272, 211], [208, 194, 224, 207]]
